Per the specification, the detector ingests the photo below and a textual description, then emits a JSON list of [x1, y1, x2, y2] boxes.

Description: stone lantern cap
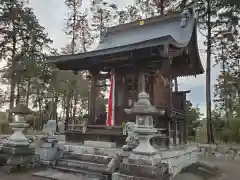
[[8, 104, 32, 115], [125, 92, 162, 115]]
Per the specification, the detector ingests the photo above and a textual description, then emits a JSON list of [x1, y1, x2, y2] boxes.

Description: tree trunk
[[16, 81, 20, 105], [8, 28, 17, 122], [72, 92, 78, 124], [26, 80, 31, 108], [65, 93, 71, 132], [52, 95, 58, 132], [160, 0, 164, 15], [206, 0, 214, 144]]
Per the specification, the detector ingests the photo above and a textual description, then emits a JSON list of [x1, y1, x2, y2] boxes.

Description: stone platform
[[61, 142, 119, 156], [33, 169, 101, 180], [112, 145, 199, 180], [160, 146, 199, 177], [33, 141, 117, 180]]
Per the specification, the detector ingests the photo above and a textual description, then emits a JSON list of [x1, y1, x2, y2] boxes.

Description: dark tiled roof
[[48, 10, 203, 75]]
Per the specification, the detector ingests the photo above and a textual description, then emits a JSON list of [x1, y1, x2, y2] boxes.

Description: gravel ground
[[1, 156, 240, 180], [0, 170, 46, 180]]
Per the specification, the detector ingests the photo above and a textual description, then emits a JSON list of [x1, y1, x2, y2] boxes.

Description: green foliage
[[136, 0, 177, 16], [90, 0, 118, 32], [228, 118, 240, 143], [212, 114, 240, 143], [0, 112, 8, 125], [186, 101, 202, 137]]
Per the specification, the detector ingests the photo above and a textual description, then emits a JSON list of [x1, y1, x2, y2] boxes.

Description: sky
[[28, 0, 220, 117]]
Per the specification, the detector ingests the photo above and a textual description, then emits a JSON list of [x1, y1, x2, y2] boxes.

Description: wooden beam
[[89, 70, 99, 125], [87, 73, 110, 80]]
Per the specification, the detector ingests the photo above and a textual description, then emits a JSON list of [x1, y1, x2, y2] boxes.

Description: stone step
[[57, 159, 108, 173], [52, 166, 109, 179], [33, 169, 107, 180], [63, 152, 112, 164], [112, 172, 169, 180]]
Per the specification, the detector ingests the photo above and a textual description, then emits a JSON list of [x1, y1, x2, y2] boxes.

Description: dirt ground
[[1, 156, 240, 180], [173, 156, 240, 180]]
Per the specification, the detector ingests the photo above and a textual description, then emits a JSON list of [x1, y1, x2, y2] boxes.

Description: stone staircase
[[33, 151, 113, 180]]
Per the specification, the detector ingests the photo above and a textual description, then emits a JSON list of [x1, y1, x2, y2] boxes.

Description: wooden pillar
[[179, 120, 185, 144], [149, 75, 155, 104], [137, 73, 142, 94], [173, 119, 177, 146], [89, 70, 98, 125], [115, 71, 125, 125], [137, 67, 146, 94], [174, 77, 178, 92], [123, 76, 130, 108], [184, 94, 188, 144], [163, 57, 173, 148], [131, 76, 135, 106]]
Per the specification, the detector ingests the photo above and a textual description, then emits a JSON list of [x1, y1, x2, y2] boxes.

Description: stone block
[[58, 159, 108, 173], [41, 142, 54, 148], [56, 135, 65, 141], [84, 141, 116, 148], [160, 146, 199, 177], [128, 153, 162, 166], [33, 169, 106, 180], [64, 145, 96, 154], [5, 154, 33, 166], [119, 162, 168, 179], [63, 152, 112, 164], [2, 146, 35, 155], [38, 147, 59, 161], [112, 172, 169, 180]]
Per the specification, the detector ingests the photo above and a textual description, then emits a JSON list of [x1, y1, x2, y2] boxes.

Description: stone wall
[[160, 146, 199, 177], [198, 144, 240, 160]]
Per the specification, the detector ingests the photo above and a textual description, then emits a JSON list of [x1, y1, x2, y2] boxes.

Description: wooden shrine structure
[[47, 10, 204, 146]]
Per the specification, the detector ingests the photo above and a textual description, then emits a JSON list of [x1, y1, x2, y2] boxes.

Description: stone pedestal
[[113, 162, 169, 180], [1, 144, 34, 170], [1, 136, 35, 173], [37, 136, 61, 166], [0, 103, 35, 173]]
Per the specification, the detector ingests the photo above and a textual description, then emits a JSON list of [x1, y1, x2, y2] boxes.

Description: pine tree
[[63, 0, 92, 127], [136, 0, 177, 17], [65, 0, 82, 54], [77, 11, 94, 52], [179, 0, 240, 142], [0, 0, 42, 121], [213, 6, 240, 121], [90, 0, 117, 38]]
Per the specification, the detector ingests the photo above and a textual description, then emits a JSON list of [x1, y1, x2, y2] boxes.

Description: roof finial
[[180, 9, 191, 28], [99, 26, 108, 43]]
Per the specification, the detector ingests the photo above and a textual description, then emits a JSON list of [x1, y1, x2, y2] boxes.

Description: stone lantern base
[[0, 143, 35, 173], [112, 157, 170, 180]]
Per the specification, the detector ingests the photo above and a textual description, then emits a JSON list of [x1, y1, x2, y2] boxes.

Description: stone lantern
[[1, 102, 34, 173], [125, 91, 159, 155], [7, 104, 32, 146], [112, 73, 170, 180]]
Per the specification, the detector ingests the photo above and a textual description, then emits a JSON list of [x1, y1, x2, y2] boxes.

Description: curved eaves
[[96, 16, 196, 51]]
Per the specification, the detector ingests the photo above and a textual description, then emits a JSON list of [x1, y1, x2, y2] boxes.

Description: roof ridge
[[105, 11, 182, 35]]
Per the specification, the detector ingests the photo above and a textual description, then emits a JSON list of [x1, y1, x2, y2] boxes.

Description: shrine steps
[[33, 151, 112, 180]]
